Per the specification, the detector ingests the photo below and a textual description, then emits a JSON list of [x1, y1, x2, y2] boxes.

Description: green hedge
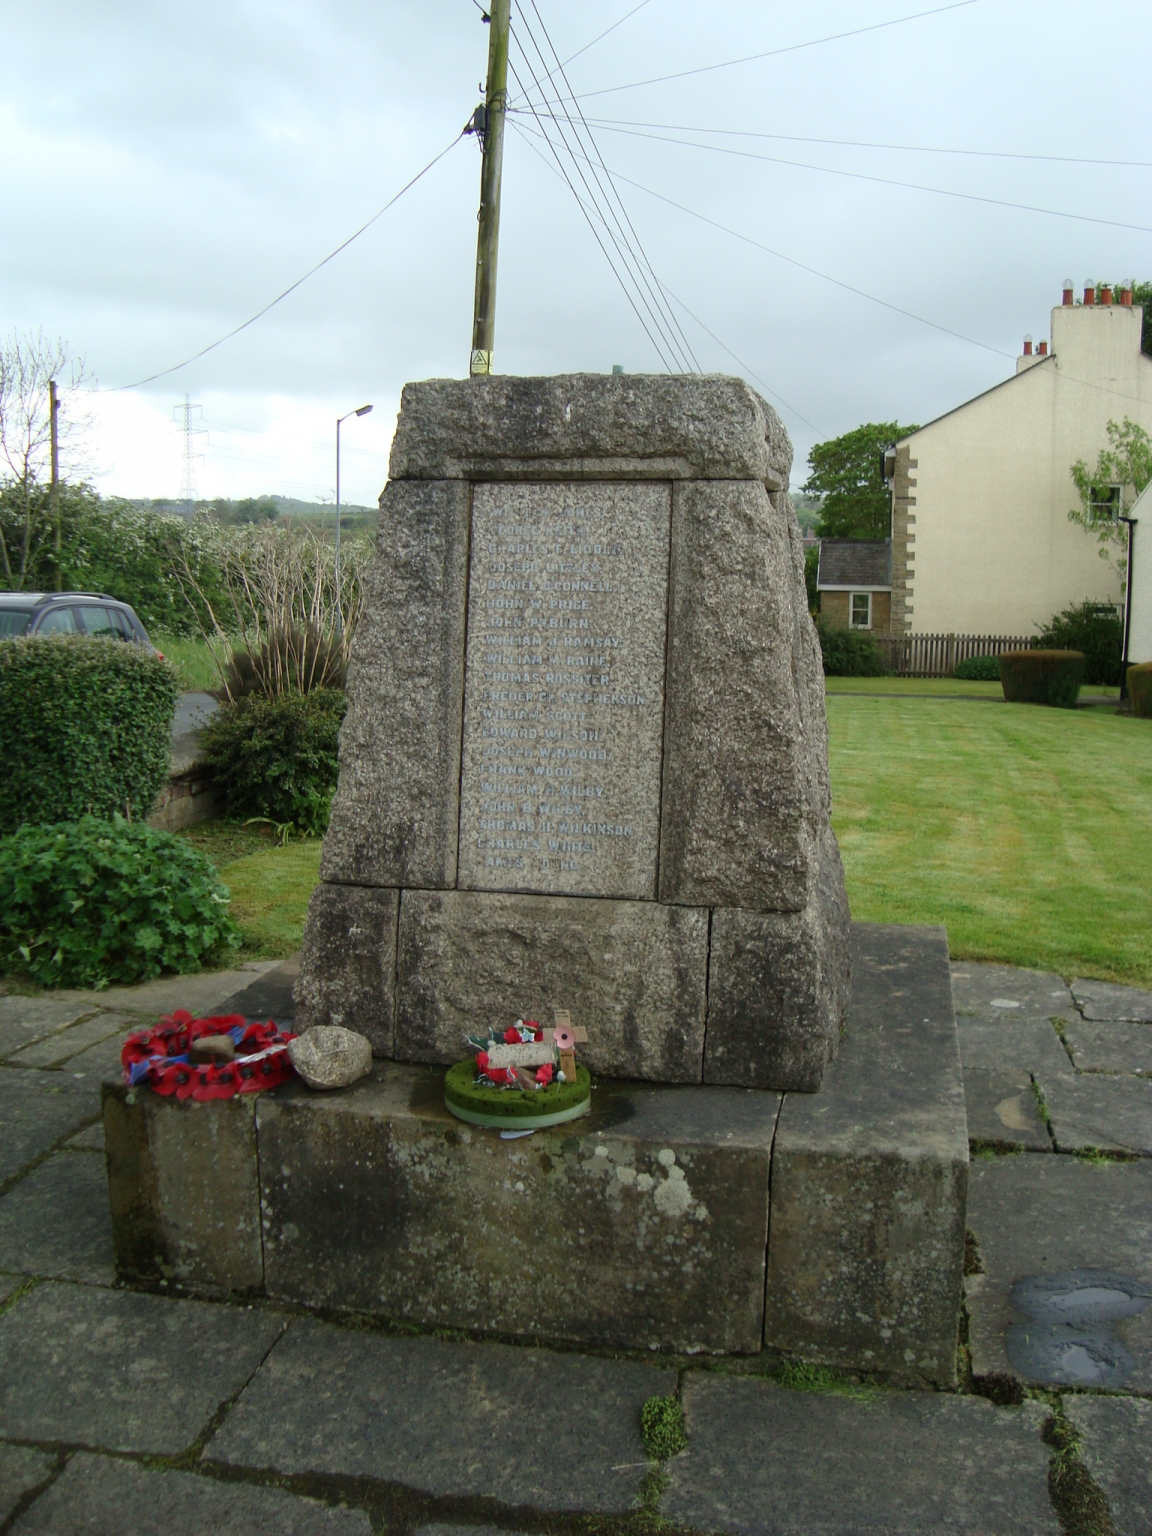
[[1037, 601, 1122, 686], [1128, 662, 1152, 719], [0, 637, 177, 835], [0, 816, 239, 988], [198, 687, 346, 833], [954, 653, 1003, 681], [999, 649, 1085, 709], [814, 617, 888, 677]]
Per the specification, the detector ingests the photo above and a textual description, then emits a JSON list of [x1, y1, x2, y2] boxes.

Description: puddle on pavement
[[1005, 1268, 1151, 1386]]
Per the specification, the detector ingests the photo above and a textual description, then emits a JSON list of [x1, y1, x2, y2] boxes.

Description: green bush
[[0, 636, 177, 835], [999, 649, 1085, 709], [1036, 601, 1122, 686], [954, 653, 1003, 681], [0, 816, 239, 988], [198, 688, 346, 833], [225, 624, 346, 699], [814, 617, 888, 677], [1128, 662, 1152, 719]]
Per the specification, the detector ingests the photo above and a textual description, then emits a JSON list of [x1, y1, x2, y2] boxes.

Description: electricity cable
[[514, 0, 654, 103], [520, 115, 1152, 235], [106, 129, 467, 391], [519, 0, 700, 369], [516, 1, 979, 105]]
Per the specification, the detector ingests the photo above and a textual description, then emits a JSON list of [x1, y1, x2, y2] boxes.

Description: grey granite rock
[[0, 1151, 114, 1285], [322, 478, 469, 888], [1071, 977, 1152, 1021], [10, 1454, 371, 1536], [662, 1374, 1059, 1536], [395, 887, 709, 1082], [1038, 1072, 1152, 1156], [659, 479, 831, 913], [0, 1446, 54, 1527], [1062, 1019, 1152, 1075], [388, 373, 791, 486], [104, 1083, 263, 1290], [288, 1026, 372, 1090], [966, 1155, 1152, 1393], [703, 827, 850, 1091], [1065, 1396, 1152, 1536], [0, 1069, 98, 1187], [0, 1282, 286, 1453], [210, 1316, 674, 1512], [764, 924, 967, 1387], [456, 480, 670, 900], [294, 884, 398, 1053]]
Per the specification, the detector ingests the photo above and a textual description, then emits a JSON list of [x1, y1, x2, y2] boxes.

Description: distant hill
[[128, 495, 377, 526]]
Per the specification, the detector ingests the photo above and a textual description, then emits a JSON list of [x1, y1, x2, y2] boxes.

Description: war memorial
[[106, 372, 968, 1386]]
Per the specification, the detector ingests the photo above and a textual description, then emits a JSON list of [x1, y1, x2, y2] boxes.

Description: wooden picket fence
[[873, 632, 1033, 678]]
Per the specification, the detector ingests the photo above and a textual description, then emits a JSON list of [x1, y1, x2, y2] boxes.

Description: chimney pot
[[1038, 340, 1048, 355], [1101, 284, 1113, 305], [1023, 335, 1033, 355], [1062, 279, 1074, 305], [1084, 282, 1096, 305], [1120, 283, 1133, 306]]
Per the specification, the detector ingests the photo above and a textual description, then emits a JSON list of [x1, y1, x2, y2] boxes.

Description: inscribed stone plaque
[[457, 482, 671, 899]]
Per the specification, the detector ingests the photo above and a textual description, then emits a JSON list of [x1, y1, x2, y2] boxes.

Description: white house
[[1127, 478, 1152, 667], [887, 282, 1152, 635]]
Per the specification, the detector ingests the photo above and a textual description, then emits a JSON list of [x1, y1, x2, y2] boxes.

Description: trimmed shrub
[[814, 617, 888, 677], [0, 636, 177, 835], [999, 649, 1085, 709], [198, 687, 346, 833], [1036, 601, 1122, 686], [954, 653, 1003, 681], [1128, 662, 1152, 719], [0, 816, 240, 989]]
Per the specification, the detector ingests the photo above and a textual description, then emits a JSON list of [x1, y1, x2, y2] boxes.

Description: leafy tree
[[1068, 417, 1152, 578], [804, 421, 918, 540]]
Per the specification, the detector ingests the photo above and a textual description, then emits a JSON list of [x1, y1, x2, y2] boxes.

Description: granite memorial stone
[[298, 373, 850, 1092]]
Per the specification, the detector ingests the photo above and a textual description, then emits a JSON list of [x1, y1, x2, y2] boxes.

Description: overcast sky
[[2, 0, 1149, 507]]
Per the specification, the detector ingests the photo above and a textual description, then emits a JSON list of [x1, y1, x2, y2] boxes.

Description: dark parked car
[[0, 592, 159, 652]]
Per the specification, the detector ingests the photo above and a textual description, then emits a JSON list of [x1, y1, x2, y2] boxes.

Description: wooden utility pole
[[469, 0, 510, 378], [49, 379, 61, 590]]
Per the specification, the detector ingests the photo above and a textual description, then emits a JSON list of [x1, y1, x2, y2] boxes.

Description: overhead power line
[[541, 114, 1152, 171], [107, 129, 466, 392], [520, 116, 1152, 235], [516, 1, 979, 105]]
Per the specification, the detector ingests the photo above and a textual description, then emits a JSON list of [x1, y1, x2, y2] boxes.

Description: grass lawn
[[828, 696, 1152, 987], [154, 633, 222, 693], [177, 821, 321, 960], [826, 676, 1120, 699]]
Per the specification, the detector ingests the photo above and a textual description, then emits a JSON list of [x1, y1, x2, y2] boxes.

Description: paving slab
[[1062, 1020, 1152, 1076], [1071, 978, 1152, 1022], [966, 1155, 1152, 1392], [0, 1069, 99, 1186], [10, 1452, 371, 1536], [963, 1067, 1052, 1150], [955, 1015, 1072, 1078], [661, 1373, 1059, 1535], [0, 1282, 287, 1454], [212, 956, 299, 1024], [52, 963, 281, 1020], [1038, 1072, 1152, 1156], [951, 962, 1074, 1021], [0, 1152, 114, 1284], [0, 997, 97, 1060], [0, 1445, 55, 1526], [1064, 1396, 1152, 1536], [7, 1012, 134, 1069], [64, 1030, 135, 1081], [210, 1316, 673, 1513], [0, 1274, 27, 1304], [415, 1529, 533, 1536], [64, 1120, 107, 1150]]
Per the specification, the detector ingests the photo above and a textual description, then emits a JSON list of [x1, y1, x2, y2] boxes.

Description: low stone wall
[[148, 730, 220, 833]]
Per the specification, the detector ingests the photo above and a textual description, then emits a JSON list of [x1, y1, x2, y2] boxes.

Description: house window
[[1089, 485, 1122, 522], [850, 592, 872, 629]]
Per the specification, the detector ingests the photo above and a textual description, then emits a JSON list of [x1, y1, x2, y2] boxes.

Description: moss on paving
[[774, 1360, 880, 1404], [1043, 1410, 1115, 1536], [828, 695, 1152, 987]]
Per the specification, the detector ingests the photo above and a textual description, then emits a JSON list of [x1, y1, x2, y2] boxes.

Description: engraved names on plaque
[[457, 482, 671, 899]]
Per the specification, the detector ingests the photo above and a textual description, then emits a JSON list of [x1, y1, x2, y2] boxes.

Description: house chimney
[[1120, 282, 1133, 306], [1101, 283, 1113, 305], [1023, 334, 1033, 355], [1084, 281, 1096, 305], [1062, 279, 1074, 305], [1038, 340, 1048, 355]]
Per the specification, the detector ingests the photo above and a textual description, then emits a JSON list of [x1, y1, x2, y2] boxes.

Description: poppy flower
[[535, 1062, 553, 1085], [503, 1026, 521, 1044]]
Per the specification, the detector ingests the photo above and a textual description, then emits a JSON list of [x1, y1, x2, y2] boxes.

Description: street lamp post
[[335, 404, 373, 633]]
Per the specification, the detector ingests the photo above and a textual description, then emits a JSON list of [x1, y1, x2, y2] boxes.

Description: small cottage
[[816, 539, 892, 632]]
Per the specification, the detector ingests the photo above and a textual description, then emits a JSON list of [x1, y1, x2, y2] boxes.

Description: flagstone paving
[[0, 957, 1148, 1532]]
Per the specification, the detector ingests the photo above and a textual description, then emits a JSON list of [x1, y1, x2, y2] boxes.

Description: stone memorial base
[[103, 924, 968, 1386]]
